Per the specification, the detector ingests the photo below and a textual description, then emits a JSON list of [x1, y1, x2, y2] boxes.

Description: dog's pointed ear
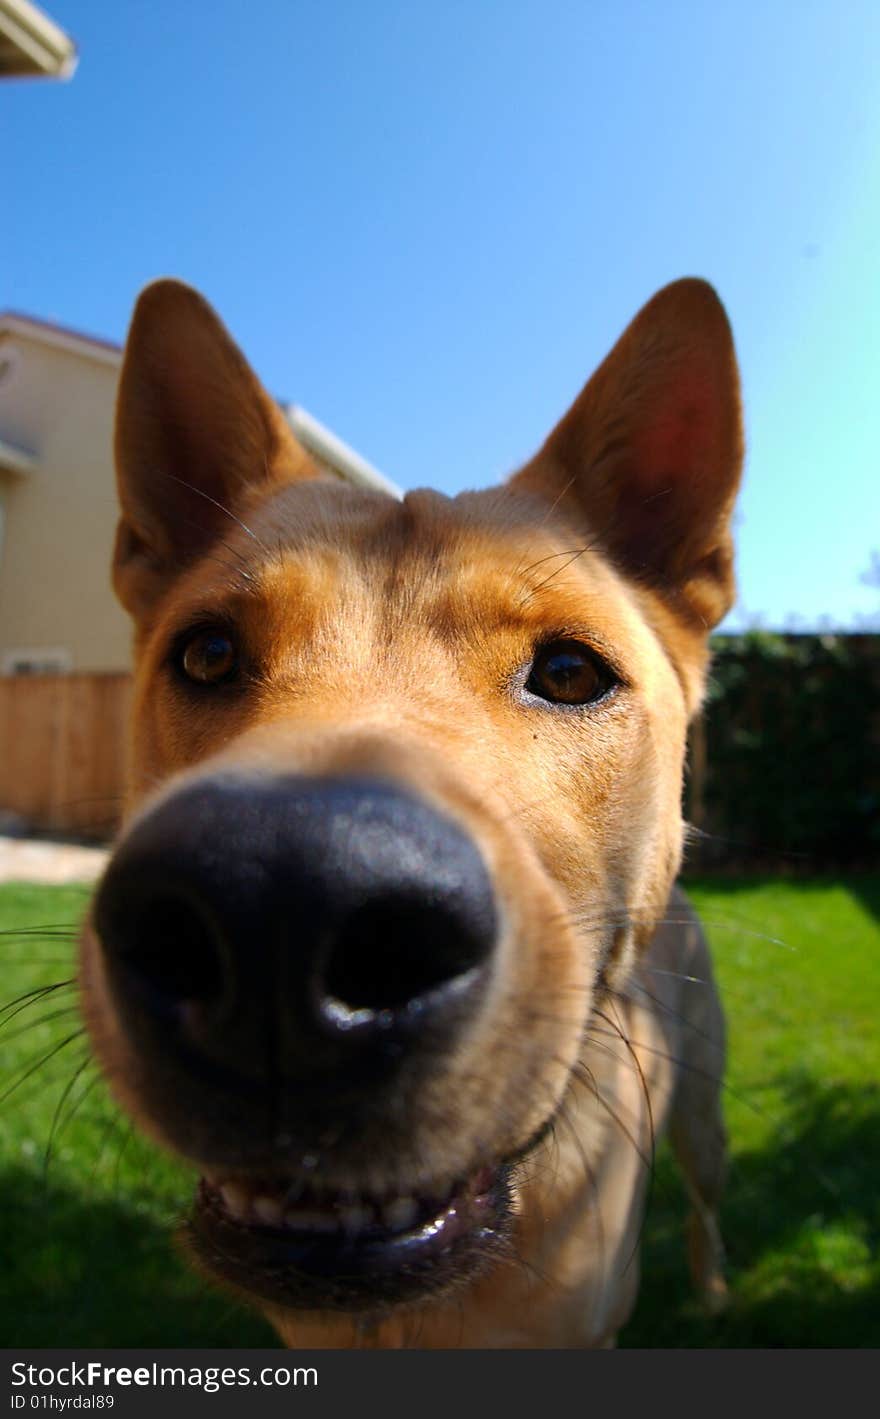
[[113, 279, 318, 617], [510, 278, 744, 628]]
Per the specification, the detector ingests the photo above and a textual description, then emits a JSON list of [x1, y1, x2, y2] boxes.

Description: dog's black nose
[[94, 776, 497, 1092]]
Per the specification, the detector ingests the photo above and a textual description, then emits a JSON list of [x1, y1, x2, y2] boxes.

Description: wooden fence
[[0, 673, 131, 839]]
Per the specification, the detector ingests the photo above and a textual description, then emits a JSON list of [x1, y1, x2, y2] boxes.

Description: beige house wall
[[0, 333, 132, 672]]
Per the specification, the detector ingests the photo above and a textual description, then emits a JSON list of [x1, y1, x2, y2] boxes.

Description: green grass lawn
[[1, 877, 877, 1347]]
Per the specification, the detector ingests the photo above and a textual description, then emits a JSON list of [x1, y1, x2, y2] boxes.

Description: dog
[[79, 275, 741, 1347]]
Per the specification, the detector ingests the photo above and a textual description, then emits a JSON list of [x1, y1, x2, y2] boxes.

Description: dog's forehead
[[246, 478, 616, 607], [250, 480, 496, 556], [163, 475, 670, 675]]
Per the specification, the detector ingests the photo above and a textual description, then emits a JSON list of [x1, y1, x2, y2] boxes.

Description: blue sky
[[6, 0, 880, 628]]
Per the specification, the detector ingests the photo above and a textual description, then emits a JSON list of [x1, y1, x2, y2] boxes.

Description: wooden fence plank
[[0, 673, 131, 838]]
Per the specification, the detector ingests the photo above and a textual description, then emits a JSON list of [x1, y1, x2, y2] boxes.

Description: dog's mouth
[[188, 1162, 513, 1312]]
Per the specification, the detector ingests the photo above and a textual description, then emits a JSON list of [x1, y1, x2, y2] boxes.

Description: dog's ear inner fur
[[113, 279, 318, 617], [510, 277, 744, 629]]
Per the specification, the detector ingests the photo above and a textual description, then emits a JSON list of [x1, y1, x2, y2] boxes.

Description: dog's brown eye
[[526, 640, 612, 706], [180, 630, 238, 685]]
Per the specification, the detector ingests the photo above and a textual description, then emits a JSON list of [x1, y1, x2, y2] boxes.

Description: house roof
[[0, 310, 399, 495], [0, 0, 77, 79], [0, 310, 122, 365]]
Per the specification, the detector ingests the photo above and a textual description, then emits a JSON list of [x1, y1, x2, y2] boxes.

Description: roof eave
[[0, 313, 121, 367], [0, 0, 78, 79], [284, 404, 400, 499], [0, 436, 38, 476]]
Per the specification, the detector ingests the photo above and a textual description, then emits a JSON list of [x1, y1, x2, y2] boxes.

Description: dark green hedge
[[688, 633, 880, 869]]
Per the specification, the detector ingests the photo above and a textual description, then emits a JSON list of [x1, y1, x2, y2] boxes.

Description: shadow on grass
[[621, 1073, 880, 1347], [848, 874, 880, 930], [2, 1073, 877, 1347], [0, 1164, 277, 1346]]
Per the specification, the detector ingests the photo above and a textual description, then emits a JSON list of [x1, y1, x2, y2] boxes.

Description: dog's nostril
[[115, 894, 226, 1007], [323, 896, 491, 1014]]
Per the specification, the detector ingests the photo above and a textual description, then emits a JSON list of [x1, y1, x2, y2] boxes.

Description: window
[[1, 647, 72, 675]]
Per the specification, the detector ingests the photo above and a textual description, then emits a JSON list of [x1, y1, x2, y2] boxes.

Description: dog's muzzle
[[94, 773, 497, 1136], [90, 773, 509, 1309]]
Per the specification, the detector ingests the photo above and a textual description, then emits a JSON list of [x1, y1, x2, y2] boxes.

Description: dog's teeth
[[253, 1195, 284, 1227], [219, 1183, 250, 1220], [383, 1196, 419, 1232], [338, 1203, 374, 1234], [285, 1208, 339, 1234]]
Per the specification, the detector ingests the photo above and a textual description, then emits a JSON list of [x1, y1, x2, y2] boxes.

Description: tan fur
[[80, 276, 742, 1347]]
